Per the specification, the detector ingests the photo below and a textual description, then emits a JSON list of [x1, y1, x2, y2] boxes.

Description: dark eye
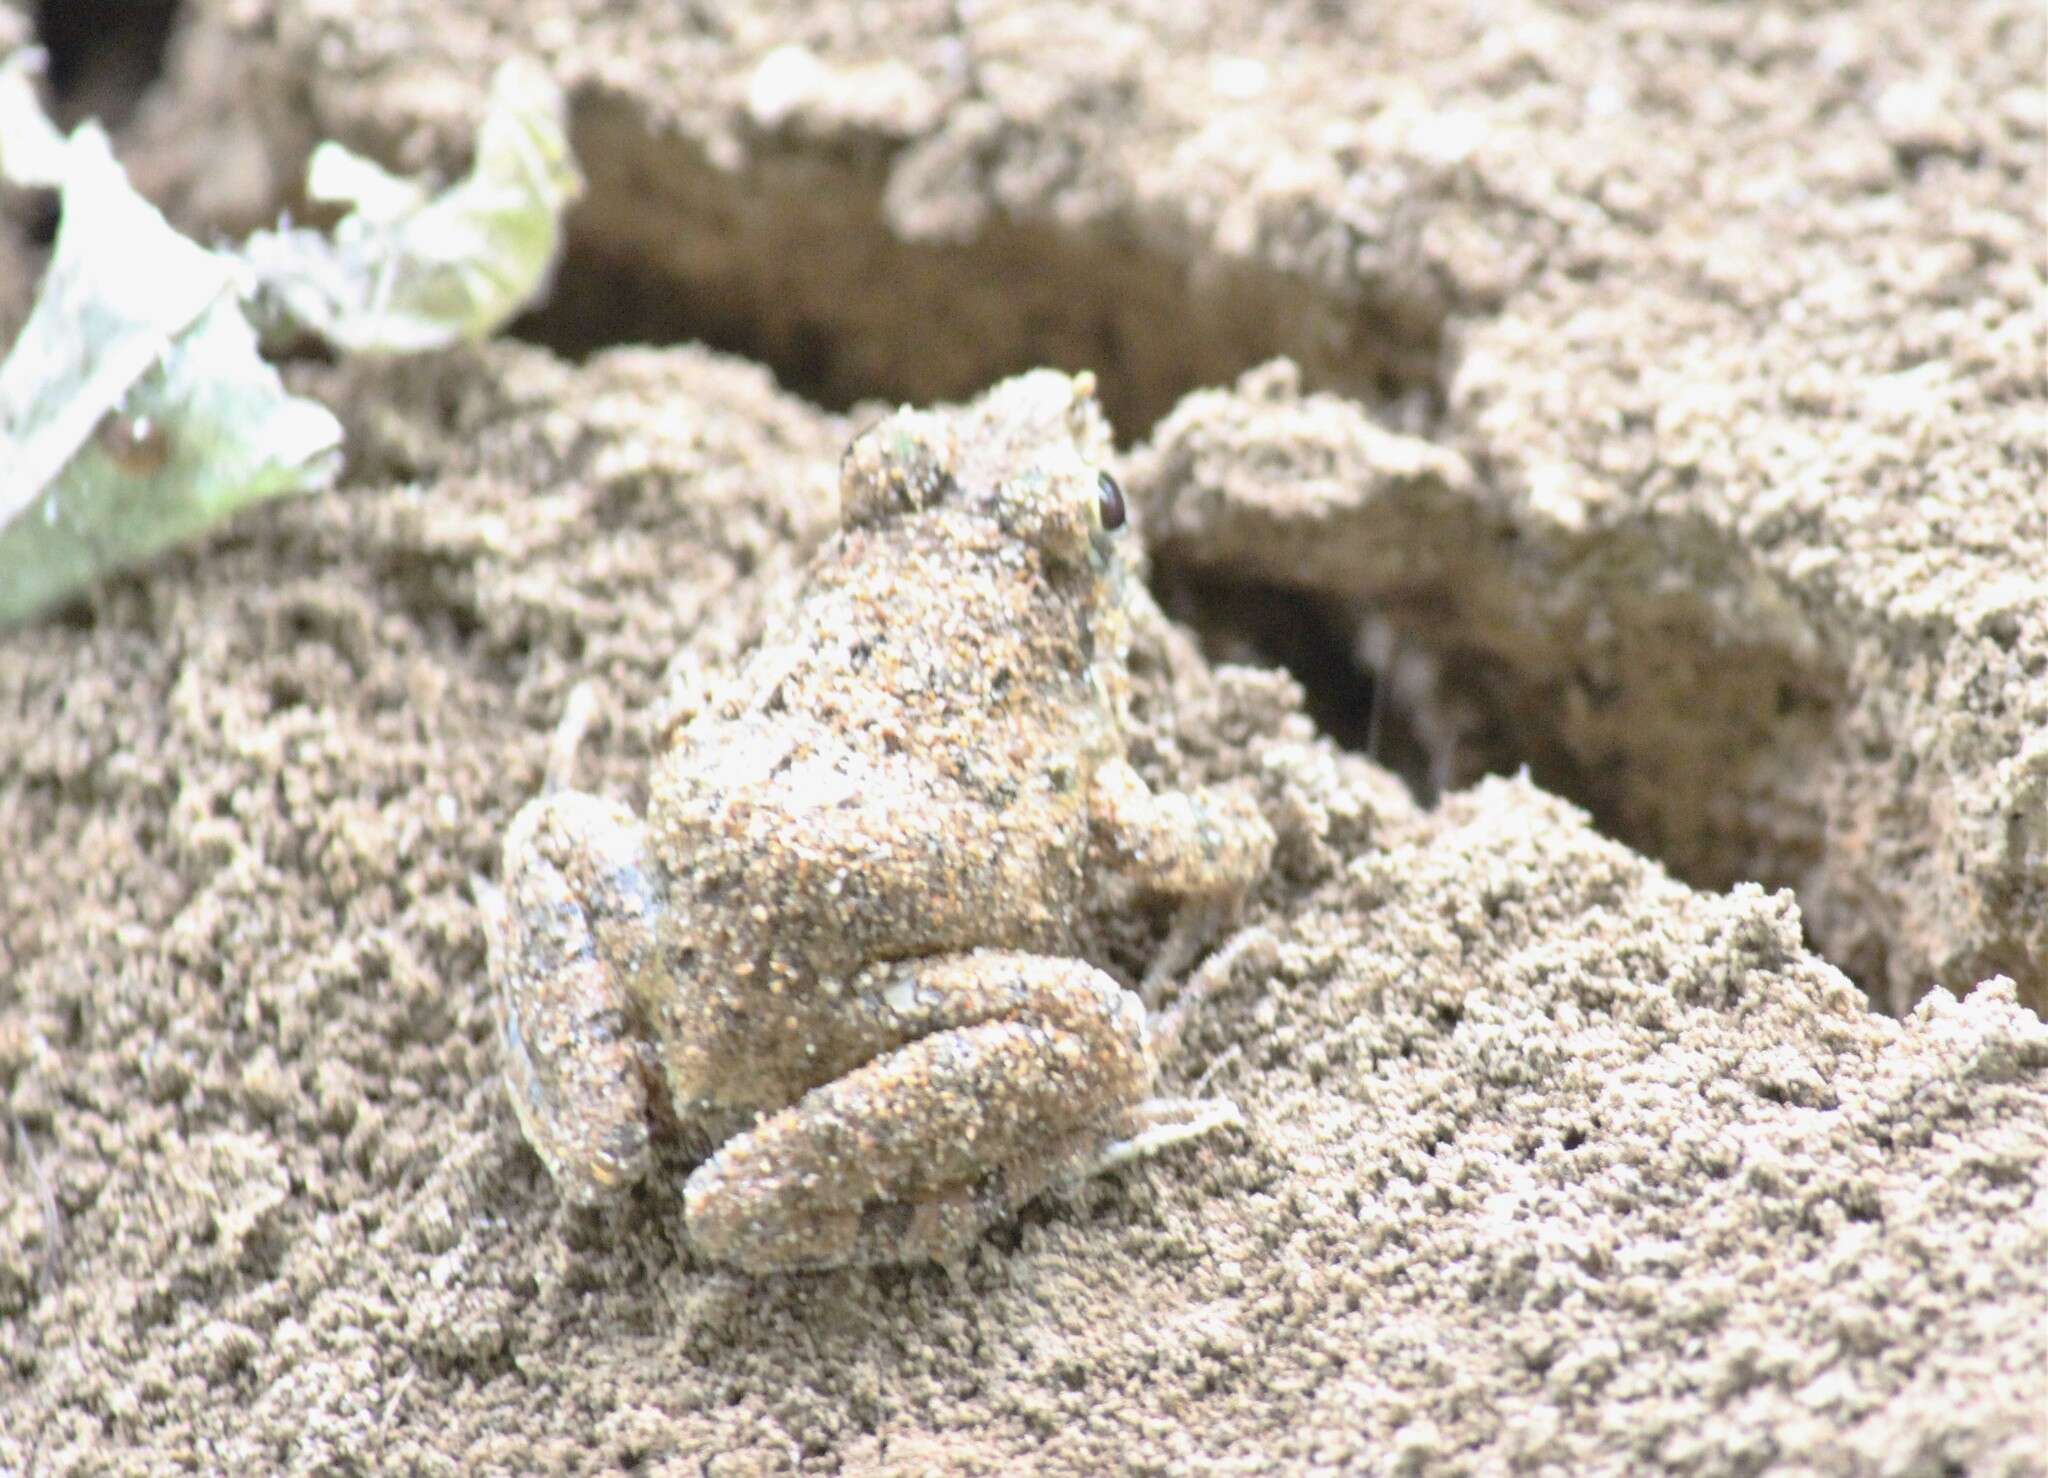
[[1096, 470, 1127, 531]]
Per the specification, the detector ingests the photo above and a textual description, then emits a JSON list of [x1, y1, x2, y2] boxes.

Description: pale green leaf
[[0, 56, 343, 627], [240, 57, 584, 354]]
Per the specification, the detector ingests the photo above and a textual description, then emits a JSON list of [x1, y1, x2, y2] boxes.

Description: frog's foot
[[1089, 759, 1275, 997], [1146, 923, 1282, 1054], [484, 787, 666, 1206], [679, 951, 1236, 1272]]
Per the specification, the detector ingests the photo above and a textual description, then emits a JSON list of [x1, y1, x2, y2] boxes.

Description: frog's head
[[838, 371, 1127, 569]]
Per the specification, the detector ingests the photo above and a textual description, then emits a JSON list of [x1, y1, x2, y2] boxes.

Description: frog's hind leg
[[482, 786, 666, 1206], [680, 951, 1237, 1272]]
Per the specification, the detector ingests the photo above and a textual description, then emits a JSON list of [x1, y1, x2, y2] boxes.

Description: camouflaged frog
[[482, 370, 1272, 1272]]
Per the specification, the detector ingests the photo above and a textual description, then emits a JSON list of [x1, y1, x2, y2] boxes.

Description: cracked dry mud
[[2, 1, 2044, 1472]]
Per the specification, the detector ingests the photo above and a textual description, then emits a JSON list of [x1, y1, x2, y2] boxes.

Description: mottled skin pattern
[[482, 371, 1273, 1272]]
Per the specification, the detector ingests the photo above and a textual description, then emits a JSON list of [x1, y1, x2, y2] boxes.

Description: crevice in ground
[[1158, 558, 1845, 931], [512, 95, 1444, 444]]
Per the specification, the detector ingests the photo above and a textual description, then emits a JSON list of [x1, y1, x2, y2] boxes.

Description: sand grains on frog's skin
[[487, 370, 1274, 1271]]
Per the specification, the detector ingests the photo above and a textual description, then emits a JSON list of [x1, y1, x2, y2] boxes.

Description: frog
[[480, 370, 1274, 1273]]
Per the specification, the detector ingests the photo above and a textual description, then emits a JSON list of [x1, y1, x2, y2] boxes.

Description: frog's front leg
[[1089, 757, 1275, 994], [681, 951, 1237, 1272], [482, 787, 667, 1205]]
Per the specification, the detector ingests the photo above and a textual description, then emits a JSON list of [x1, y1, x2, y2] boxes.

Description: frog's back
[[645, 514, 1113, 983], [702, 512, 1109, 802]]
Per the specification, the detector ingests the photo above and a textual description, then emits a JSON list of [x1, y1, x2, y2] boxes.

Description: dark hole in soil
[[514, 234, 871, 406], [1157, 571, 1444, 806], [514, 220, 1437, 445], [35, 0, 181, 129]]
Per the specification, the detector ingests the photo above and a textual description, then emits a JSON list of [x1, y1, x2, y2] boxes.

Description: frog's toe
[[1081, 1095, 1244, 1175]]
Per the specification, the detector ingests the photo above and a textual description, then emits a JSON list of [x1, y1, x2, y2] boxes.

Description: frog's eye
[[1095, 470, 1127, 532]]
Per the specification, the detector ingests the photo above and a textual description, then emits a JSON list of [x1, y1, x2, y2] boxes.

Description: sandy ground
[[2, 1, 2044, 1472]]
